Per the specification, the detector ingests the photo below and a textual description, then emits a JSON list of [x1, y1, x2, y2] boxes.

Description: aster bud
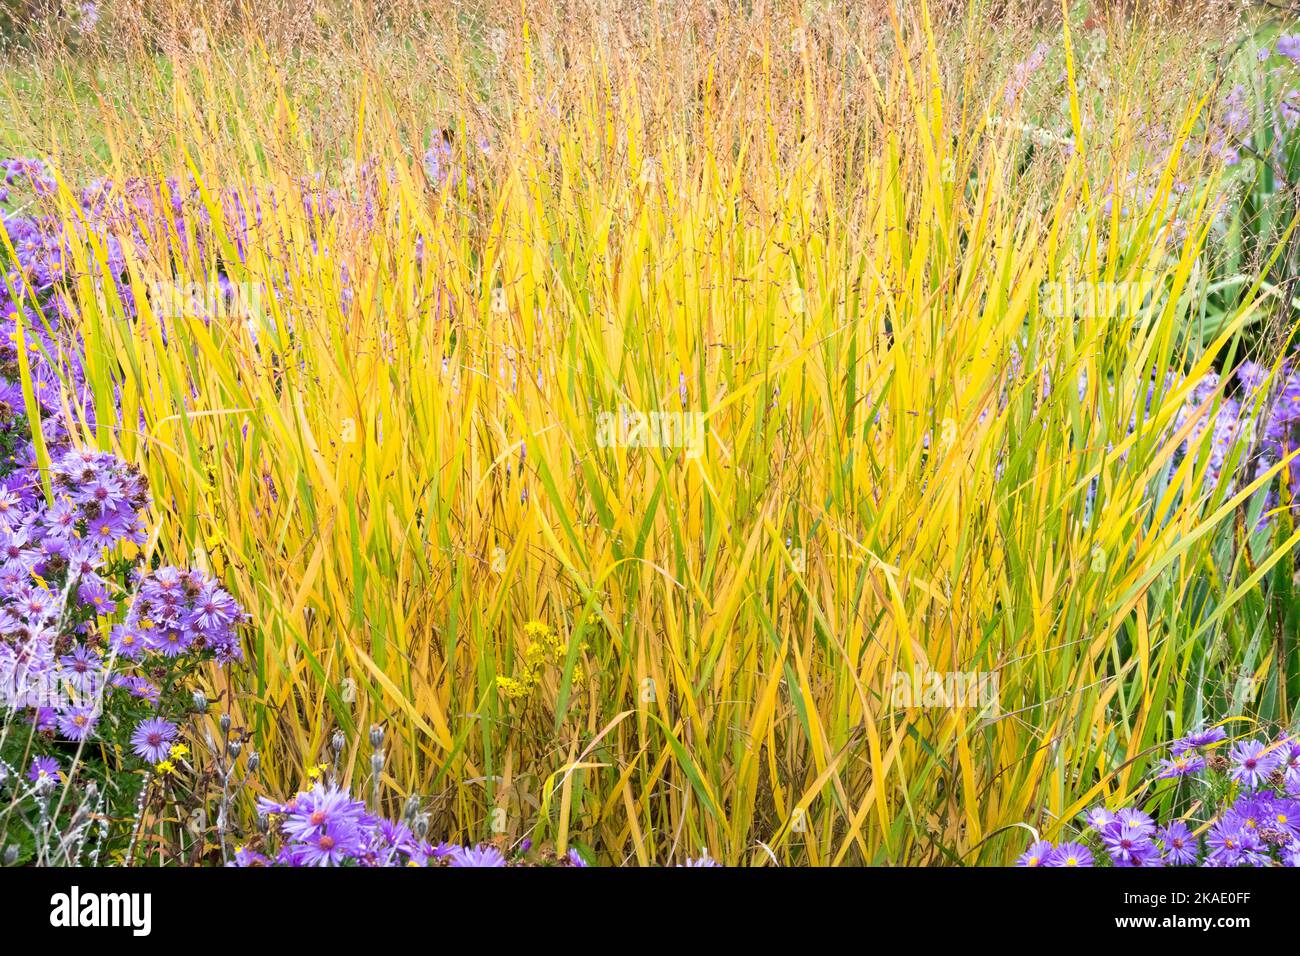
[[2, 845, 16, 866], [331, 729, 345, 754], [227, 739, 242, 759], [247, 751, 261, 773], [192, 690, 208, 712], [404, 794, 421, 823], [369, 724, 385, 749], [412, 813, 430, 839], [219, 713, 232, 738]]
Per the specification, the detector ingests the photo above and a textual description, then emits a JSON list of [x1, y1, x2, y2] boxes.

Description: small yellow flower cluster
[[496, 675, 532, 699], [306, 762, 329, 781], [495, 620, 586, 701]]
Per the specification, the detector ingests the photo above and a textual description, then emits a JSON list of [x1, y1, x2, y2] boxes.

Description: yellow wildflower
[[496, 675, 531, 699]]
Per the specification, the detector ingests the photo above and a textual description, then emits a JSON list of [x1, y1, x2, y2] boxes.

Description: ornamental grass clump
[[1, 2, 1299, 866]]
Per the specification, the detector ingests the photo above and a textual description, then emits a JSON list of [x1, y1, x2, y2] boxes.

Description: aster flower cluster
[[1210, 34, 1300, 168], [998, 344, 1300, 530], [1020, 727, 1300, 867], [1197, 33, 1300, 331], [1209, 83, 1253, 166], [0, 160, 253, 866], [0, 147, 464, 356], [232, 781, 594, 868], [0, 445, 245, 740], [1, 155, 315, 332], [1170, 358, 1300, 504], [119, 565, 245, 664]]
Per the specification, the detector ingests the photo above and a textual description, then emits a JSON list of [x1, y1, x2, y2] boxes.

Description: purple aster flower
[[1227, 794, 1272, 834], [1086, 807, 1118, 832], [361, 818, 416, 867], [229, 847, 269, 867], [1112, 844, 1165, 867], [1280, 739, 1300, 794], [678, 852, 722, 867], [130, 717, 177, 763], [84, 511, 131, 548], [107, 623, 146, 660], [1260, 795, 1300, 839], [1103, 823, 1158, 866], [27, 755, 59, 784], [0, 488, 22, 529], [31, 532, 67, 568], [256, 795, 293, 817], [55, 703, 98, 741], [1206, 819, 1255, 866], [1115, 807, 1156, 836], [1237, 360, 1270, 394], [417, 841, 459, 864], [0, 527, 35, 572], [57, 645, 102, 694], [281, 782, 368, 843], [1230, 739, 1284, 789], [42, 498, 78, 538], [77, 578, 117, 615], [12, 584, 58, 624], [295, 822, 364, 866], [402, 840, 440, 866], [186, 581, 240, 636], [276, 844, 312, 866], [1156, 752, 1206, 779], [1156, 820, 1199, 865], [1171, 726, 1227, 755], [423, 134, 456, 188], [83, 474, 125, 512], [372, 817, 415, 849], [1044, 842, 1094, 867], [1016, 839, 1054, 867], [63, 545, 103, 580], [449, 844, 508, 867], [146, 627, 193, 657], [567, 848, 589, 867], [109, 674, 159, 701]]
